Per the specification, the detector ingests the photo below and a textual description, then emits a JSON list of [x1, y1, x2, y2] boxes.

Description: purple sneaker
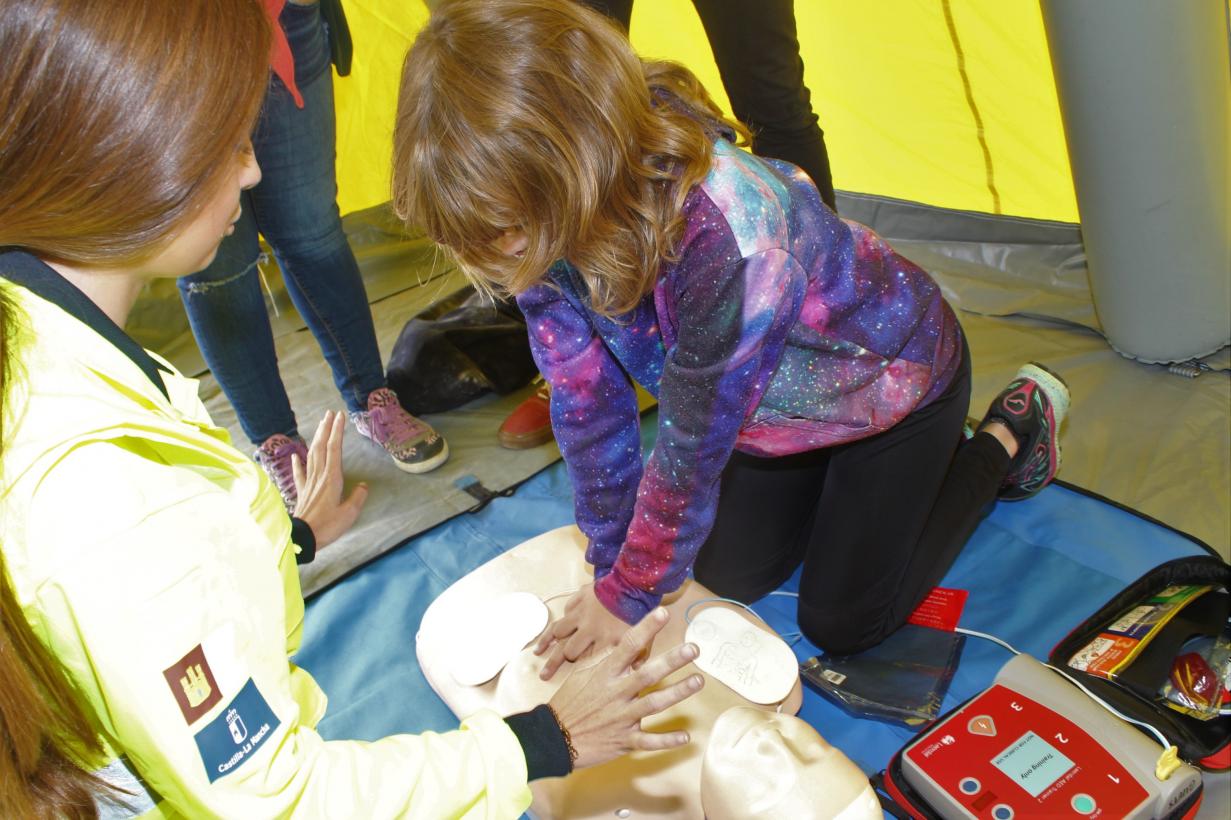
[[981, 363, 1071, 501], [350, 387, 449, 474], [254, 433, 309, 513]]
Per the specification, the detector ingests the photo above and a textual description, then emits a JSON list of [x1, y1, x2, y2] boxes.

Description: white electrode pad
[[685, 607, 798, 705], [447, 591, 550, 687]]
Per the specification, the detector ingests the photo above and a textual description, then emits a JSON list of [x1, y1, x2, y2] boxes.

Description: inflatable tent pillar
[[1041, 0, 1230, 363]]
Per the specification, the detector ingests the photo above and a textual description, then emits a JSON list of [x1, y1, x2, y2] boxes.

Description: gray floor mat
[[194, 276, 575, 596], [131, 210, 575, 595]]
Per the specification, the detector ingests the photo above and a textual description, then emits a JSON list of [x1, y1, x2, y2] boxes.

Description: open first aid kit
[[879, 555, 1229, 819]]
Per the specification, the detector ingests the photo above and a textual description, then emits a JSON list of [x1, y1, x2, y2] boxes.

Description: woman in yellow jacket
[[0, 1, 701, 817]]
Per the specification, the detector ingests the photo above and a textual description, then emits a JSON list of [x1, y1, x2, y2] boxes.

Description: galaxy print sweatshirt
[[515, 139, 962, 625]]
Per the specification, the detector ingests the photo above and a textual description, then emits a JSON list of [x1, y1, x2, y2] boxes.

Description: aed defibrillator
[[882, 654, 1204, 819]]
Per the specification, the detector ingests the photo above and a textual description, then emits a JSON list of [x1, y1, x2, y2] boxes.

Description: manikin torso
[[417, 526, 878, 819]]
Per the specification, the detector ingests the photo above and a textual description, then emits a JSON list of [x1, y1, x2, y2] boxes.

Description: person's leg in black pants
[[695, 343, 1011, 655], [795, 345, 1005, 654], [692, 446, 833, 603], [578, 0, 836, 210], [690, 0, 835, 210]]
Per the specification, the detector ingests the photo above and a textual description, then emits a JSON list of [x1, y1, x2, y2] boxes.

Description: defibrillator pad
[[685, 607, 798, 705], [446, 591, 550, 687]]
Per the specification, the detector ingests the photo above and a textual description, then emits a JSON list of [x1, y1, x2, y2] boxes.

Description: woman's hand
[[292, 410, 368, 549], [534, 583, 630, 681], [548, 607, 702, 770]]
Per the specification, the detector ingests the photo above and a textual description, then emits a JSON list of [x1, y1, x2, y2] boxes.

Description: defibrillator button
[[992, 804, 1014, 820], [968, 715, 997, 736], [959, 777, 981, 795], [1071, 794, 1097, 815]]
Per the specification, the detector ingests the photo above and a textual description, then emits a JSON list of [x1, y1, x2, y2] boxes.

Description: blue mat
[[294, 413, 1215, 780]]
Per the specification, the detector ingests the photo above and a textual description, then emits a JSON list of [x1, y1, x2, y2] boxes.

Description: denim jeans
[[178, 1, 383, 445], [583, 0, 835, 210]]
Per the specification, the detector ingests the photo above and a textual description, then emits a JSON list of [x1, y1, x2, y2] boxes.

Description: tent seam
[[941, 0, 1002, 215]]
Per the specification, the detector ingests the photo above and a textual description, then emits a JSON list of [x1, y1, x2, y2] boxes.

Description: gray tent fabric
[[838, 192, 1097, 331], [838, 193, 1228, 559], [127, 194, 1229, 596]]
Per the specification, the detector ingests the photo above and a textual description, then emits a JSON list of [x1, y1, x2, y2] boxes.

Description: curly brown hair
[[393, 0, 748, 316]]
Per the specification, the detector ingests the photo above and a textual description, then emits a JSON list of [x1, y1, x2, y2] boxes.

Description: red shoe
[[499, 378, 553, 449]]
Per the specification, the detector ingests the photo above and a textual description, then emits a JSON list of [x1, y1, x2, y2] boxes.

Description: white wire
[[541, 588, 582, 604], [684, 590, 795, 622], [954, 627, 1172, 752], [1043, 663, 1172, 752], [954, 626, 1020, 654], [683, 596, 768, 625]]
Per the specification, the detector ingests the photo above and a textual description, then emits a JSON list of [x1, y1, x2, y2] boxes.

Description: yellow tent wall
[[333, 1, 1079, 222]]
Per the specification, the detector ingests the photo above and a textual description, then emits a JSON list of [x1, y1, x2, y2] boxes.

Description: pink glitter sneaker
[[350, 387, 449, 473], [254, 433, 309, 513]]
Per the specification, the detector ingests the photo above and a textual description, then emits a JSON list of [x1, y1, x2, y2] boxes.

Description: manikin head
[[701, 707, 881, 820]]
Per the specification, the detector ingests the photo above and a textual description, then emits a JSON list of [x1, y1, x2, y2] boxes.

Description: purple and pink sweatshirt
[[515, 140, 962, 625]]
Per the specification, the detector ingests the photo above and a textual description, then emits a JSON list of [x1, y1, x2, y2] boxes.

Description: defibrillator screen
[[991, 730, 1075, 798]]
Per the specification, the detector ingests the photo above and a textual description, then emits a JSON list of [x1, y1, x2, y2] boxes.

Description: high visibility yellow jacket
[[0, 261, 534, 818]]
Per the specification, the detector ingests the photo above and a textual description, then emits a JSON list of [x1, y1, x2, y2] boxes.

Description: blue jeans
[[178, 1, 383, 445]]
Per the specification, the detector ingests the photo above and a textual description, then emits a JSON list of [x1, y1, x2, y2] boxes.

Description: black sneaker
[[980, 363, 1070, 501]]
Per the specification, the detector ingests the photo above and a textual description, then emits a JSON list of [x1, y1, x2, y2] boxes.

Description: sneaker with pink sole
[[980, 362, 1070, 501], [350, 387, 449, 473]]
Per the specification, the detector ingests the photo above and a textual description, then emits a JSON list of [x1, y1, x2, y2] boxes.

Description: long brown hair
[[0, 296, 107, 820], [0, 0, 271, 267], [392, 0, 748, 316], [0, 1, 270, 816]]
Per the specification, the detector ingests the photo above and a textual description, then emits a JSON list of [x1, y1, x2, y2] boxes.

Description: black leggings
[[582, 0, 836, 210], [693, 342, 1010, 655]]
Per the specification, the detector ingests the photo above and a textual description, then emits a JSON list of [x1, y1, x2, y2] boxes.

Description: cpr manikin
[[417, 525, 813, 819], [702, 707, 881, 820]]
